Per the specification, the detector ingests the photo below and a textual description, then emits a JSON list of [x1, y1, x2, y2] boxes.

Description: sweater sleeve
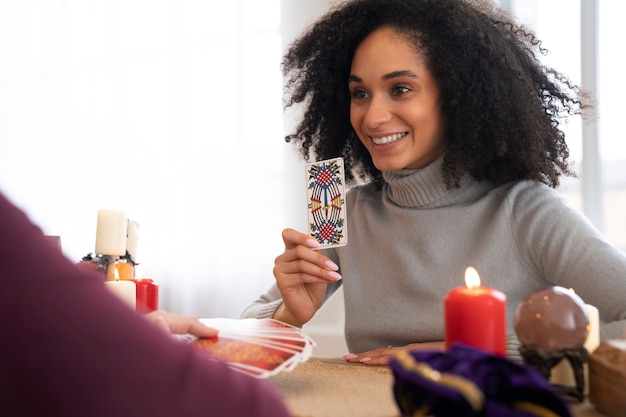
[[508, 182, 626, 340], [0, 192, 290, 417], [240, 285, 285, 319]]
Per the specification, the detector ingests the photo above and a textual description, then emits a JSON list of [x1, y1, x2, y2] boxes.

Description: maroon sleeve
[[0, 192, 290, 417]]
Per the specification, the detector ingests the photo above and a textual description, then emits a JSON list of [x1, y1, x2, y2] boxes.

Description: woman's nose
[[363, 96, 392, 128]]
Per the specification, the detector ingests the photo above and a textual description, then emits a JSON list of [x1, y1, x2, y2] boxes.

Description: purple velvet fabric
[[390, 343, 572, 417]]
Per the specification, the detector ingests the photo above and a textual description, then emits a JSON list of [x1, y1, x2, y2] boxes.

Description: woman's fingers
[[281, 228, 320, 249], [271, 228, 342, 326], [276, 229, 341, 283], [343, 346, 398, 365], [275, 257, 341, 283], [145, 311, 219, 337], [343, 342, 445, 366]]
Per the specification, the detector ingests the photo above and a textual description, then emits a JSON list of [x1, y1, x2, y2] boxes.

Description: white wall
[[0, 1, 287, 320], [280, 0, 348, 357]]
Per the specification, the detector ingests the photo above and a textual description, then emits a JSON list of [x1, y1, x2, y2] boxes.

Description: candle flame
[[464, 267, 481, 289], [114, 266, 120, 281]]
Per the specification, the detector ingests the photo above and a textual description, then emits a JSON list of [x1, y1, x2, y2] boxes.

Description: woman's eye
[[351, 88, 368, 99], [391, 85, 411, 96]]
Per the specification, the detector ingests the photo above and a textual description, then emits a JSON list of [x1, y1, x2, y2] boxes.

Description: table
[[268, 358, 605, 417]]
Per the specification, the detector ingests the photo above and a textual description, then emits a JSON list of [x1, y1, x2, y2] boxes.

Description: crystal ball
[[514, 286, 589, 350]]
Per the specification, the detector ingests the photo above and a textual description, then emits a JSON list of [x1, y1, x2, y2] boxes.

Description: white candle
[[104, 279, 136, 309], [95, 210, 127, 256], [126, 220, 139, 262], [584, 304, 600, 353]]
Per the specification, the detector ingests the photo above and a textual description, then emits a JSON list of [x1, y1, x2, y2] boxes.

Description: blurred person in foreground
[[0, 191, 290, 417]]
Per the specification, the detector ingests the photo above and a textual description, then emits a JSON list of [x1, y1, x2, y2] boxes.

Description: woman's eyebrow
[[382, 70, 417, 80], [348, 70, 418, 83]]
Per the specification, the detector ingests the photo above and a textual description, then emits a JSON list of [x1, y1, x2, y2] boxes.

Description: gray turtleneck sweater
[[242, 158, 626, 356]]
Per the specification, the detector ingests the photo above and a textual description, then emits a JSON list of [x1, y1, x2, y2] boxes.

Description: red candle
[[132, 278, 159, 313], [444, 267, 506, 356]]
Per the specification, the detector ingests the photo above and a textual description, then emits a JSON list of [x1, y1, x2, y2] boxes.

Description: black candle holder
[[519, 344, 587, 402], [79, 252, 136, 280], [80, 253, 118, 277]]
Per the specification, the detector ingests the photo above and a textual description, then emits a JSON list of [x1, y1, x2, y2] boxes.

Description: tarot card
[[190, 318, 316, 378], [193, 335, 297, 377], [305, 157, 348, 248]]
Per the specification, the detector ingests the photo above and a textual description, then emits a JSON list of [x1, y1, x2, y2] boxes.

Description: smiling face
[[349, 27, 447, 171]]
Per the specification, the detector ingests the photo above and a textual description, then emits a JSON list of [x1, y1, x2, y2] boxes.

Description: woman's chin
[[372, 157, 409, 172]]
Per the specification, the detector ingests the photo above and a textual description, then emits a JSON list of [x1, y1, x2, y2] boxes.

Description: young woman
[[242, 0, 626, 365]]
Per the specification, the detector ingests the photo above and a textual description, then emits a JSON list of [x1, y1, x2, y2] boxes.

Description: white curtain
[[0, 0, 309, 319]]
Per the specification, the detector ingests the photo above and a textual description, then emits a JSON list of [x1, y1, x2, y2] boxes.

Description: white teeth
[[371, 132, 406, 145]]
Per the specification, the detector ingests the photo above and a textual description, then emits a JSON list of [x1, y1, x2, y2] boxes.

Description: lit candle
[[584, 303, 600, 353], [132, 278, 159, 314], [126, 220, 139, 263], [104, 268, 136, 309], [106, 260, 134, 280], [95, 210, 128, 256], [444, 267, 507, 355]]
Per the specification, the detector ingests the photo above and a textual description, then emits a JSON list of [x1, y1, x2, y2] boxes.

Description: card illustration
[[305, 157, 347, 248]]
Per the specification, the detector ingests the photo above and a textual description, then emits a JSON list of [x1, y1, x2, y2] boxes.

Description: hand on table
[[343, 342, 445, 366], [272, 228, 342, 327], [145, 310, 218, 338]]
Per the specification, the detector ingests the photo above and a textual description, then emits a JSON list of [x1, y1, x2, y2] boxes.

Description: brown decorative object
[[519, 344, 587, 402], [514, 286, 592, 402], [514, 286, 589, 350], [588, 340, 626, 417]]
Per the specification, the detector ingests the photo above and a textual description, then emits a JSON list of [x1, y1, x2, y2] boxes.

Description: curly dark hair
[[283, 0, 588, 188]]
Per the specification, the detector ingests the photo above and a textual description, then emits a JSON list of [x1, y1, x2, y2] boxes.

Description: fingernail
[[306, 239, 321, 248], [343, 353, 358, 360], [360, 357, 372, 363], [328, 271, 342, 281], [325, 260, 339, 270]]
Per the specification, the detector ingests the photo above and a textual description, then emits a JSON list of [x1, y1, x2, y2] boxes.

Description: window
[[0, 0, 286, 317], [597, 2, 626, 249], [502, 0, 626, 251]]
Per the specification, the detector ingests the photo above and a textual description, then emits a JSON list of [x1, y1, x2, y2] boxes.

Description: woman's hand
[[145, 310, 218, 338], [343, 342, 444, 366], [272, 228, 342, 327]]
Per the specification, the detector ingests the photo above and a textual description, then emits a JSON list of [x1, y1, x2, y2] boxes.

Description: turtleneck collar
[[381, 157, 491, 208]]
